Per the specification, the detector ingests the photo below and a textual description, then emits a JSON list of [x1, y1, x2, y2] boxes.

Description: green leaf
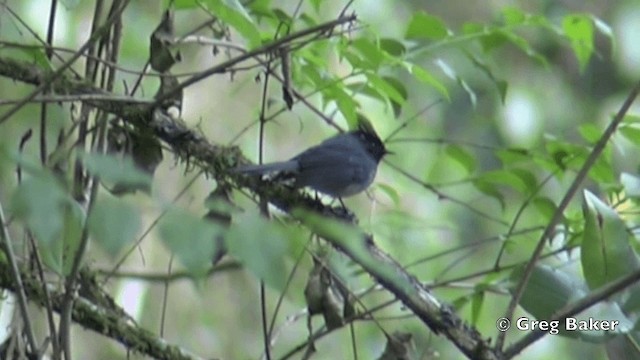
[[376, 183, 400, 206], [495, 148, 532, 166], [405, 11, 448, 40], [365, 73, 407, 107], [64, 202, 85, 274], [622, 285, 640, 314], [472, 178, 505, 210], [383, 76, 409, 117], [508, 265, 631, 342], [461, 22, 484, 35], [295, 211, 363, 253], [88, 196, 141, 257], [341, 48, 369, 70], [325, 85, 359, 128], [346, 81, 386, 103], [581, 190, 640, 290], [619, 125, 640, 146], [299, 62, 326, 88], [351, 38, 386, 70], [158, 208, 220, 275], [445, 145, 476, 174], [478, 29, 509, 52], [532, 196, 557, 221], [82, 152, 151, 192], [499, 29, 548, 66], [435, 59, 477, 106], [470, 290, 484, 326], [59, 201, 86, 276], [361, 73, 408, 117], [269, 8, 292, 23], [606, 333, 640, 359], [407, 64, 449, 100], [501, 7, 526, 25], [39, 201, 85, 275], [466, 52, 508, 103], [226, 212, 290, 291], [296, 210, 411, 293], [477, 27, 547, 66], [309, 0, 324, 12], [206, 0, 261, 49], [299, 13, 318, 28], [578, 123, 601, 144], [589, 153, 615, 183], [511, 168, 538, 195], [451, 294, 472, 311], [510, 264, 584, 322], [623, 114, 640, 124], [8, 164, 86, 274], [562, 14, 594, 72], [13, 47, 53, 71], [545, 138, 588, 171], [478, 169, 529, 194], [379, 38, 406, 57], [11, 173, 68, 246], [621, 173, 640, 198], [173, 0, 199, 9]]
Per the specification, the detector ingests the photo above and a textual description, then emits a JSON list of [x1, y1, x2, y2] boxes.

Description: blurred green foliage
[[1, 0, 640, 359]]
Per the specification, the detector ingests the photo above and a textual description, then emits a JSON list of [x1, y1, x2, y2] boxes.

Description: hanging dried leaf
[[149, 9, 181, 72], [280, 47, 294, 110], [204, 185, 233, 265], [303, 256, 355, 331], [377, 331, 415, 360]]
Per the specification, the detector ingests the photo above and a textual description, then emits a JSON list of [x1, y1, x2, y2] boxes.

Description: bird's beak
[[384, 149, 394, 156]]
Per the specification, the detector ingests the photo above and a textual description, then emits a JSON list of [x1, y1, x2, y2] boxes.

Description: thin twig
[[160, 256, 175, 337], [495, 79, 640, 351], [493, 171, 559, 267], [0, 94, 155, 106], [0, 201, 38, 353], [63, 3, 131, 358], [0, 3, 81, 78], [383, 160, 509, 226], [27, 234, 60, 357], [97, 261, 242, 282], [43, 2, 59, 354], [103, 171, 203, 283], [150, 14, 357, 108], [504, 268, 640, 358], [40, 0, 58, 165], [0, 0, 132, 125]]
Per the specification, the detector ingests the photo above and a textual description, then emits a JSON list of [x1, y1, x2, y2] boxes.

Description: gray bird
[[234, 119, 389, 198]]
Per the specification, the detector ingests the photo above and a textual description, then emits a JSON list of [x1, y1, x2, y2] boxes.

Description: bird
[[234, 118, 389, 198]]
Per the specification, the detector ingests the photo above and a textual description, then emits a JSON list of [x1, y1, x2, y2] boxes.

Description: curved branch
[[0, 22, 499, 359], [0, 266, 204, 360]]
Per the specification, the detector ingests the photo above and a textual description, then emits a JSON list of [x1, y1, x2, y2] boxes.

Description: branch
[[0, 265, 205, 360], [504, 268, 640, 358], [150, 14, 357, 107], [0, 200, 38, 352], [0, 53, 501, 360], [0, 25, 503, 359], [0, 0, 132, 125], [496, 79, 640, 350]]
